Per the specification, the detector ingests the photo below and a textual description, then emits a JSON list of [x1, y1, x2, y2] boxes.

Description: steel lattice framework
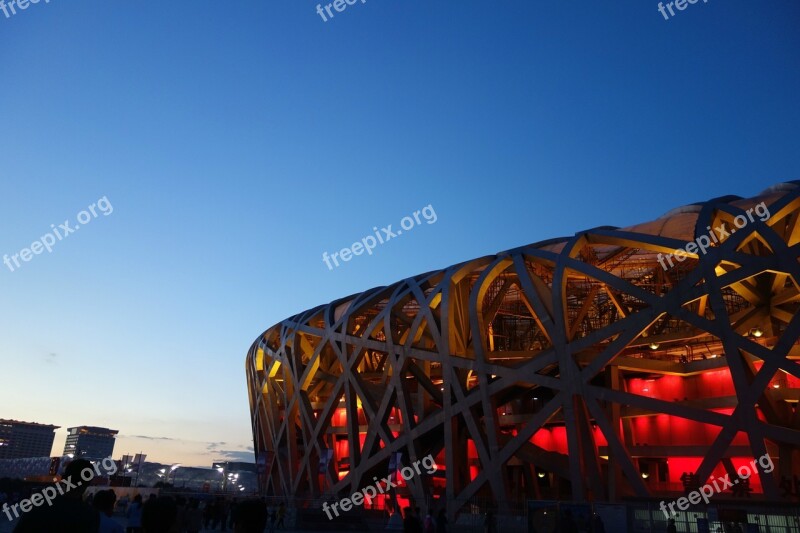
[[247, 183, 800, 516]]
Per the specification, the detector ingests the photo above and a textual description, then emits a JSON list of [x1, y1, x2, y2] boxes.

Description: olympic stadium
[[246, 183, 800, 525]]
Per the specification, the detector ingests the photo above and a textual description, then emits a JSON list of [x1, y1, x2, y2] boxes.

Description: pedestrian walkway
[[0, 519, 372, 533], [1, 512, 382, 533], [0, 514, 384, 533]]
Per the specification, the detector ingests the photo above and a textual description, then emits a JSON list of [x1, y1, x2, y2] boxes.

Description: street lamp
[[169, 464, 181, 486], [217, 466, 225, 491], [122, 459, 133, 480], [225, 472, 239, 492]]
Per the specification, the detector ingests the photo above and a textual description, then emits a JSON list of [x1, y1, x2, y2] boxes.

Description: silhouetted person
[[211, 498, 220, 529], [171, 495, 186, 533], [436, 509, 447, 533], [484, 510, 496, 533], [95, 489, 124, 533], [424, 510, 436, 533], [668, 518, 678, 533], [234, 499, 268, 533], [592, 514, 605, 533], [275, 502, 286, 530], [404, 507, 422, 533], [213, 497, 228, 530], [185, 499, 203, 533], [14, 458, 100, 532], [203, 499, 215, 529], [141, 495, 177, 533], [118, 494, 130, 514], [266, 504, 277, 533], [228, 498, 239, 529], [127, 494, 144, 532]]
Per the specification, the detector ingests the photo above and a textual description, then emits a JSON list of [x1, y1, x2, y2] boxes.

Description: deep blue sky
[[1, 0, 798, 466]]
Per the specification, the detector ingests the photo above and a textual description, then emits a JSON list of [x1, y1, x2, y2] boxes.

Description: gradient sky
[[0, 0, 798, 467]]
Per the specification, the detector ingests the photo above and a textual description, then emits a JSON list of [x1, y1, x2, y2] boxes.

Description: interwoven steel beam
[[247, 182, 800, 517]]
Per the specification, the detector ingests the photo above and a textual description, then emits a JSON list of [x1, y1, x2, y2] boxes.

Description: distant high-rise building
[[0, 419, 59, 459], [63, 426, 118, 459]]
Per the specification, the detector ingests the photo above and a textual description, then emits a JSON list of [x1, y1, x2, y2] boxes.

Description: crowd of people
[[401, 506, 447, 533], [10, 459, 279, 533], [6, 458, 616, 533]]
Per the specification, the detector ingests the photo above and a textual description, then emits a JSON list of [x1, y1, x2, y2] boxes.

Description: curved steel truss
[[247, 183, 800, 516]]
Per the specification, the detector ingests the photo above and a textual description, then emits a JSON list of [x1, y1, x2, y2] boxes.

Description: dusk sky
[[1, 0, 798, 467]]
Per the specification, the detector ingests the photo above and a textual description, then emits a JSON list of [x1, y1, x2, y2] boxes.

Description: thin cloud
[[215, 450, 256, 462], [123, 435, 177, 441]]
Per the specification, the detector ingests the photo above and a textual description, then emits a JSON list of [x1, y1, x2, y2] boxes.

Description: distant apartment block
[[0, 419, 59, 459], [63, 426, 118, 459]]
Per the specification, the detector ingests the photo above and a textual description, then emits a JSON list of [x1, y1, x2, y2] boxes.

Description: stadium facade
[[246, 183, 800, 517]]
